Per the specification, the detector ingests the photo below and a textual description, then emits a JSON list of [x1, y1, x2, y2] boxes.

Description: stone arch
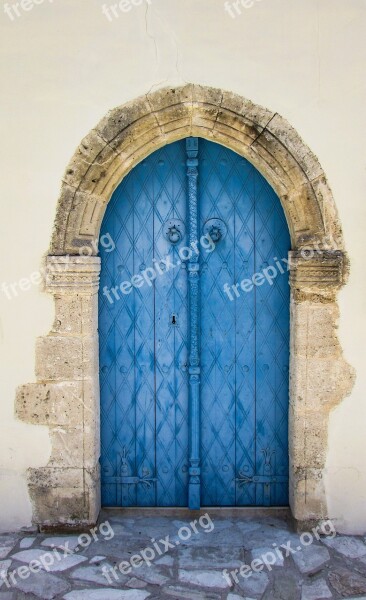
[[16, 85, 354, 530], [51, 85, 343, 256]]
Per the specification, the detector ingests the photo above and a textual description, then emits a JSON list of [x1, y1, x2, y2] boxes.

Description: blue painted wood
[[186, 138, 201, 509], [99, 141, 189, 507], [99, 137, 290, 507], [198, 140, 290, 506]]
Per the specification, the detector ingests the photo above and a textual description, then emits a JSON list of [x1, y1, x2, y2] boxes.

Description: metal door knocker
[[203, 218, 228, 243], [164, 219, 185, 245]]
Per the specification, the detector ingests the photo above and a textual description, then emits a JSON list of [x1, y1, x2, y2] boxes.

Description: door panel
[[99, 138, 290, 507], [199, 140, 290, 506], [99, 141, 189, 507]]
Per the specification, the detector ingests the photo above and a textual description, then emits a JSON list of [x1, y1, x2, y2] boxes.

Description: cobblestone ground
[[1, 512, 366, 599]]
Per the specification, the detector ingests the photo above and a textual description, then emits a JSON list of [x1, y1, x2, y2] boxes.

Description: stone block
[[16, 382, 83, 426], [35, 336, 83, 381]]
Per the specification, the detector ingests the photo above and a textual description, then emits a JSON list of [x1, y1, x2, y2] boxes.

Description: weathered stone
[[272, 571, 301, 600], [178, 569, 231, 589], [0, 561, 11, 580], [19, 537, 36, 549], [301, 579, 332, 600], [163, 586, 221, 599], [155, 554, 174, 566], [251, 546, 284, 567], [237, 572, 270, 597], [178, 546, 242, 569], [292, 545, 330, 574], [12, 548, 87, 572], [35, 336, 83, 381], [322, 535, 366, 558], [71, 564, 116, 585], [13, 570, 70, 599], [41, 536, 81, 551], [16, 381, 83, 425], [89, 555, 107, 564], [328, 567, 366, 596], [126, 577, 147, 589], [133, 564, 169, 586], [63, 591, 150, 600]]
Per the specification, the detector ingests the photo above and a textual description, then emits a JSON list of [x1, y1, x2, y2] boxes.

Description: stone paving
[[0, 512, 366, 599]]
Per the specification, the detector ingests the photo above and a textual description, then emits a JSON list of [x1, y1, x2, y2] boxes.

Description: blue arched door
[[99, 138, 290, 508]]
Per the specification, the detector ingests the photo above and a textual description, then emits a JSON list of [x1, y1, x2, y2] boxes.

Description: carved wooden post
[[186, 137, 201, 509]]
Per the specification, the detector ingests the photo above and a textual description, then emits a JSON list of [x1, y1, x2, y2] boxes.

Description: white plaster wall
[[0, 0, 365, 533]]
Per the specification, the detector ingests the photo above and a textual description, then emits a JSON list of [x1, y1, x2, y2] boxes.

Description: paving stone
[[63, 591, 150, 600], [126, 577, 147, 588], [251, 546, 284, 567], [301, 579, 332, 600], [236, 521, 263, 535], [155, 554, 174, 566], [41, 537, 80, 552], [19, 538, 36, 549], [133, 564, 170, 585], [178, 569, 231, 589], [0, 561, 12, 578], [0, 538, 17, 549], [322, 535, 366, 558], [178, 546, 243, 569], [13, 570, 70, 599], [237, 571, 270, 598], [272, 571, 301, 600], [328, 567, 366, 596], [227, 594, 254, 600], [89, 555, 107, 564], [12, 548, 87, 571], [241, 526, 301, 551], [292, 545, 330, 574], [162, 585, 221, 599], [0, 551, 12, 560], [71, 563, 118, 585]]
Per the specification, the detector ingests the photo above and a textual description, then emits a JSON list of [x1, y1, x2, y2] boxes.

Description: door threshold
[[101, 506, 291, 520]]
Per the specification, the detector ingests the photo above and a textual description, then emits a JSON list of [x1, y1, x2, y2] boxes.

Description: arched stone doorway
[[16, 85, 354, 529]]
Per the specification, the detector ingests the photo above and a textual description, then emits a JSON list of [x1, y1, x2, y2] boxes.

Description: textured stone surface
[[13, 570, 70, 599], [178, 569, 231, 589], [41, 537, 81, 551], [292, 545, 330, 574], [251, 546, 284, 567], [178, 546, 243, 569], [328, 567, 366, 596], [0, 516, 365, 599], [12, 548, 87, 572], [163, 585, 221, 599], [272, 571, 300, 600], [237, 572, 270, 597], [71, 564, 116, 585], [64, 591, 150, 600], [301, 579, 332, 600], [322, 535, 366, 558]]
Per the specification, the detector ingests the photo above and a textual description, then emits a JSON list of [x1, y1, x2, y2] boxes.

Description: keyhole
[[172, 314, 177, 325]]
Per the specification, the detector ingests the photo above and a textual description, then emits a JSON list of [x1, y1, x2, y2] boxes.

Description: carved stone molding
[[289, 250, 346, 302], [46, 256, 101, 295]]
